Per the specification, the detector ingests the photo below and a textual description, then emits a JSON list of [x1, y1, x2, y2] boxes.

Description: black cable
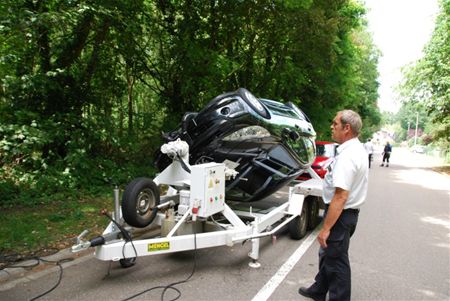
[[1, 249, 74, 301], [160, 230, 197, 301], [0, 248, 62, 272], [4, 211, 137, 300], [102, 211, 138, 261], [121, 224, 198, 301], [0, 254, 40, 271], [28, 257, 74, 301], [176, 153, 191, 174]]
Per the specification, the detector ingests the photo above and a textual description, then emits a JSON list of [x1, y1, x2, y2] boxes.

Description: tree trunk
[[127, 69, 135, 134]]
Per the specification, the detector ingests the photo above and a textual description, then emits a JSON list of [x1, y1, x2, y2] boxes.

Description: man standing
[[298, 110, 369, 301], [364, 138, 374, 168], [381, 142, 392, 167]]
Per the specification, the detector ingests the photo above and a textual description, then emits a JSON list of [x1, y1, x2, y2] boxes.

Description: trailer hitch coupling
[[71, 230, 105, 253]]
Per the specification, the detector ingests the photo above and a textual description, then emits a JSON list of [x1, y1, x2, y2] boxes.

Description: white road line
[[251, 227, 320, 301]]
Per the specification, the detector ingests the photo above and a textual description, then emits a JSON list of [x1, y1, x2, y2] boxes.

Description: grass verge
[[0, 195, 114, 257], [432, 165, 450, 176]]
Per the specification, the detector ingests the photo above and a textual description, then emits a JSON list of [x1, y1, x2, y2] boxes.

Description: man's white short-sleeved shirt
[[322, 138, 369, 209], [364, 141, 374, 154]]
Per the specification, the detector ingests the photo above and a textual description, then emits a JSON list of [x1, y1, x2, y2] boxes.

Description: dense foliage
[[397, 0, 449, 146], [1, 0, 381, 207]]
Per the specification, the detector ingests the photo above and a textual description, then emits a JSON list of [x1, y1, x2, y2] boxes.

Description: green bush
[[0, 111, 159, 208]]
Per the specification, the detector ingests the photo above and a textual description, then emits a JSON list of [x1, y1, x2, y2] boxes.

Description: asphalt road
[[1, 147, 449, 301]]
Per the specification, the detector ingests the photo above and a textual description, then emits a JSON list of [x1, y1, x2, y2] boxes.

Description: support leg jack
[[249, 259, 261, 268]]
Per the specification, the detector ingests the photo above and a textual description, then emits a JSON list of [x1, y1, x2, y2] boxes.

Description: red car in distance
[[297, 141, 337, 181]]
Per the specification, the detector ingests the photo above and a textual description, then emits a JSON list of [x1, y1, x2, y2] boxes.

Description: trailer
[[71, 140, 324, 268]]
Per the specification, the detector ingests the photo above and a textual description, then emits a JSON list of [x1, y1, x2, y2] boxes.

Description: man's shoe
[[298, 287, 326, 301], [380, 164, 384, 166]]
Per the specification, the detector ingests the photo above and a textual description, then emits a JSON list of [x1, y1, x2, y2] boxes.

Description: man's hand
[[317, 228, 330, 248], [318, 188, 349, 248]]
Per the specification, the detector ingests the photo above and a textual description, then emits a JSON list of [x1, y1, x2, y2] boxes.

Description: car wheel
[[122, 178, 160, 228], [307, 196, 320, 230], [239, 88, 270, 119], [289, 202, 308, 240]]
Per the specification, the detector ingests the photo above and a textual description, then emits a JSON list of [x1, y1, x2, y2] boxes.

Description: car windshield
[[316, 143, 335, 157]]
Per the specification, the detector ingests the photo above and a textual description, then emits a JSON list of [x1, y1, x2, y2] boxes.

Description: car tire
[[307, 196, 320, 230], [122, 177, 160, 228], [238, 88, 270, 119], [289, 201, 308, 240]]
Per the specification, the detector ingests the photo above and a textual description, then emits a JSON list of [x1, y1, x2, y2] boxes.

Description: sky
[[363, 0, 439, 113]]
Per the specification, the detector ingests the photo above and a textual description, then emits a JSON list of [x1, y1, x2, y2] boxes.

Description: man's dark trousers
[[308, 208, 359, 301]]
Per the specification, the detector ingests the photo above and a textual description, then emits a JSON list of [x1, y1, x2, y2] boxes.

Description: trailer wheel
[[289, 202, 308, 240], [122, 177, 160, 228], [119, 257, 136, 268], [307, 197, 320, 230]]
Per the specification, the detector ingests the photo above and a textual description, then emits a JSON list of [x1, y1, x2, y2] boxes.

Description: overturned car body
[[155, 88, 316, 202]]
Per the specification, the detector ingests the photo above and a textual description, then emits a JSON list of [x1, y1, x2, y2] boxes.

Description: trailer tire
[[119, 257, 136, 268], [289, 202, 308, 240], [122, 177, 160, 228], [307, 196, 320, 230]]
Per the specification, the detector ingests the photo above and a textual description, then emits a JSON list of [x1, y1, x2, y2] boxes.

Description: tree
[[0, 0, 382, 205], [397, 0, 449, 142]]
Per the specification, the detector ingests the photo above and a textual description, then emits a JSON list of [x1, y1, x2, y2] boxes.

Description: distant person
[[381, 142, 392, 167], [298, 110, 368, 301], [364, 139, 374, 168]]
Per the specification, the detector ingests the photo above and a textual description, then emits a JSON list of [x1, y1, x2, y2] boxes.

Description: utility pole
[[414, 112, 419, 146]]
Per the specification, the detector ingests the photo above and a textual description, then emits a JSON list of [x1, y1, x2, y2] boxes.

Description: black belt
[[325, 204, 360, 213], [344, 208, 360, 213]]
